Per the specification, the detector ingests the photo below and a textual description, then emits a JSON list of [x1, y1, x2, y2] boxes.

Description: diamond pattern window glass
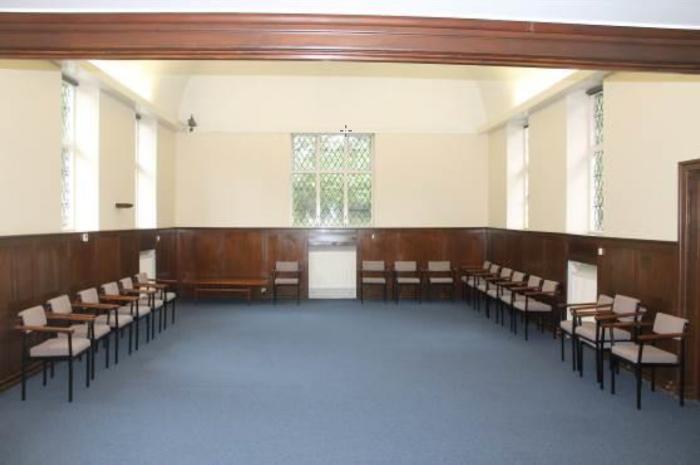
[[589, 90, 604, 232], [291, 134, 373, 227], [60, 80, 76, 231]]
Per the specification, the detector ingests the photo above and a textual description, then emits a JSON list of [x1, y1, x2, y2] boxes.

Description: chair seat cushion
[[396, 277, 420, 284], [138, 299, 162, 310], [429, 277, 453, 284], [362, 277, 386, 284], [513, 299, 552, 312], [612, 343, 678, 365], [560, 320, 596, 336], [59, 323, 111, 340], [96, 313, 133, 328], [575, 324, 631, 344], [30, 337, 90, 358], [166, 291, 176, 301], [275, 278, 299, 285]]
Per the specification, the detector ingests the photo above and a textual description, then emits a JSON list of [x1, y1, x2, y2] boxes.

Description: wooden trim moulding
[[1, 13, 700, 72]]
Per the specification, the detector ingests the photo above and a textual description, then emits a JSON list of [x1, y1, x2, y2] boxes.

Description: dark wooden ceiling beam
[[0, 13, 700, 71]]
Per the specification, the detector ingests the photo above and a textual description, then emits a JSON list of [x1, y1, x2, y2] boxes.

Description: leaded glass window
[[60, 80, 76, 230], [291, 133, 373, 227], [590, 90, 604, 232]]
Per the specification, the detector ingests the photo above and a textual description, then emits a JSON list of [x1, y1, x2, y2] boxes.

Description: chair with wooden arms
[[47, 294, 111, 379], [490, 270, 526, 326], [100, 281, 151, 354], [77, 288, 133, 365], [120, 276, 161, 341], [505, 274, 543, 333], [470, 263, 502, 312], [358, 260, 388, 303], [424, 261, 456, 301], [272, 261, 302, 305], [512, 278, 560, 340], [135, 272, 177, 328], [393, 261, 422, 303], [479, 266, 513, 321], [16, 305, 92, 402], [607, 312, 689, 409], [460, 260, 491, 303], [557, 294, 614, 372], [575, 294, 643, 389]]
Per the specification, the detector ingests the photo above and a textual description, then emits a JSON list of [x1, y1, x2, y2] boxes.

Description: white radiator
[[308, 245, 357, 299]]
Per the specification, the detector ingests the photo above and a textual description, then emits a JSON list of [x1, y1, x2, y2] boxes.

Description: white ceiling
[[2, 0, 700, 29]]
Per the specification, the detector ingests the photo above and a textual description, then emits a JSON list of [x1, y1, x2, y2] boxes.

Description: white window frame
[[290, 133, 374, 227], [588, 88, 604, 233], [60, 78, 77, 231]]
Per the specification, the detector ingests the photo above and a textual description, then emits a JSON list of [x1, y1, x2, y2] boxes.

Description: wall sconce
[[115, 203, 134, 209], [187, 114, 197, 133], [81, 233, 89, 243]]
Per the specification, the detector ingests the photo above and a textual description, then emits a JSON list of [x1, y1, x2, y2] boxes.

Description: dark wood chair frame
[[491, 273, 528, 327], [479, 269, 514, 323], [556, 300, 609, 372], [135, 276, 178, 330], [272, 265, 302, 305], [422, 264, 457, 302], [607, 319, 689, 409], [74, 296, 128, 366], [16, 312, 94, 402], [358, 265, 389, 304], [393, 264, 423, 304], [467, 265, 502, 312]]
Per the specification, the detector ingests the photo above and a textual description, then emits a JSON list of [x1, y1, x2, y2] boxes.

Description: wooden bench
[[183, 278, 269, 304]]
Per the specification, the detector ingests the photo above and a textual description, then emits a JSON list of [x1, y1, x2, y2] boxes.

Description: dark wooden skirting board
[[1, 13, 700, 72]]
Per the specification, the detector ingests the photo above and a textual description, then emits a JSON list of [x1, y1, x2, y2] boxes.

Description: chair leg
[[524, 312, 529, 340], [104, 336, 110, 369], [171, 300, 176, 324], [146, 314, 151, 343], [135, 315, 140, 351], [680, 362, 685, 407], [273, 284, 277, 305], [21, 352, 27, 401], [128, 324, 133, 355], [42, 361, 47, 386], [68, 357, 74, 403], [651, 367, 656, 392], [85, 350, 90, 388], [297, 284, 301, 305], [571, 335, 577, 371], [636, 365, 643, 410], [610, 355, 616, 394], [560, 333, 565, 362], [114, 329, 119, 365]]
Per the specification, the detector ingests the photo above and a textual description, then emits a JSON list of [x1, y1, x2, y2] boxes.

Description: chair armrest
[[638, 333, 685, 342], [124, 288, 155, 295], [135, 282, 167, 290], [570, 308, 613, 317], [499, 281, 526, 288], [511, 286, 539, 292], [524, 291, 556, 297], [601, 321, 652, 329], [15, 325, 74, 334], [154, 278, 177, 284], [561, 302, 606, 309], [45, 312, 96, 322], [102, 294, 139, 302], [73, 301, 119, 311]]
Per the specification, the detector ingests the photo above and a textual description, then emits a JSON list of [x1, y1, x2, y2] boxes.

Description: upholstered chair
[[460, 260, 491, 301], [469, 263, 502, 310], [76, 288, 133, 365], [424, 261, 456, 301], [490, 270, 526, 326], [511, 278, 560, 340], [575, 294, 643, 389], [557, 294, 614, 372], [479, 267, 513, 319], [135, 272, 178, 326], [272, 261, 302, 305], [16, 305, 92, 402], [393, 261, 422, 303], [47, 294, 111, 378], [120, 276, 161, 341], [607, 312, 689, 409], [358, 260, 388, 303]]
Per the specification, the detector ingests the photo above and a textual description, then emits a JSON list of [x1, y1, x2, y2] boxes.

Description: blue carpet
[[1, 300, 699, 465]]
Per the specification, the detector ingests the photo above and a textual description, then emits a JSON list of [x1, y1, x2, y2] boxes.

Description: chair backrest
[[428, 261, 450, 272], [489, 264, 500, 274], [527, 275, 542, 288], [511, 271, 526, 282], [276, 261, 299, 272], [499, 267, 512, 278], [362, 260, 384, 271], [653, 313, 688, 339], [120, 277, 134, 290], [78, 288, 99, 304], [612, 294, 640, 321], [135, 272, 148, 283], [395, 261, 417, 272], [18, 305, 47, 329], [542, 280, 558, 293], [101, 282, 120, 295], [598, 294, 614, 306], [483, 261, 491, 269], [47, 295, 72, 314]]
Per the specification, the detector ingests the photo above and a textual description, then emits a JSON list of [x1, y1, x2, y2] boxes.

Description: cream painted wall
[[0, 63, 62, 236], [374, 134, 487, 227], [157, 123, 176, 227], [527, 98, 568, 232], [604, 73, 700, 241], [99, 92, 136, 230], [487, 128, 507, 228], [175, 133, 292, 227], [175, 132, 488, 227]]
